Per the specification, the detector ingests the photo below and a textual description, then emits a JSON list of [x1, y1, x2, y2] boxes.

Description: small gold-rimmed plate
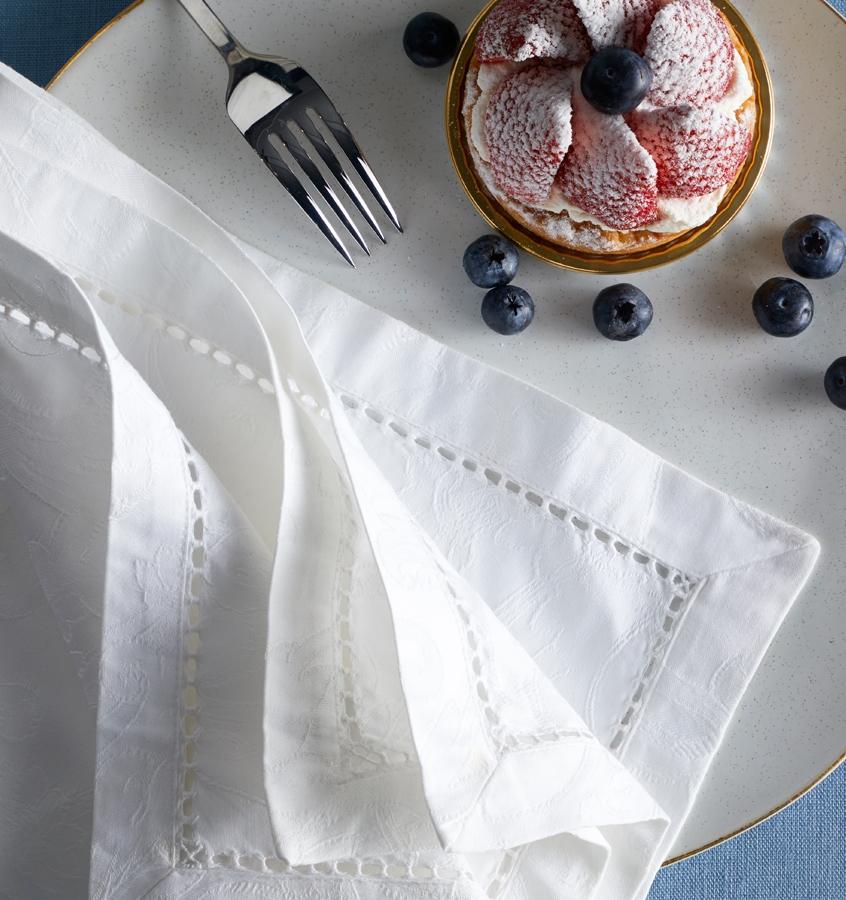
[[445, 0, 774, 273]]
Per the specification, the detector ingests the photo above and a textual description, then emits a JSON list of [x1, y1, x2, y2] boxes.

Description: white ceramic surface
[[50, 0, 846, 860]]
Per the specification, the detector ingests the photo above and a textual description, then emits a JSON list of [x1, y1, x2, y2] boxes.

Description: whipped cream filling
[[470, 50, 754, 234]]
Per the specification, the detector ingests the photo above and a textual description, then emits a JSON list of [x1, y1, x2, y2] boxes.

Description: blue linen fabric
[[0, 1, 130, 87], [0, 0, 844, 898]]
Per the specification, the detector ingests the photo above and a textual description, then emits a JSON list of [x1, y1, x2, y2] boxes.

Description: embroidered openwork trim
[[64, 275, 698, 886], [338, 392, 693, 587], [288, 389, 581, 769], [334, 477, 414, 770], [0, 299, 106, 368], [334, 491, 368, 762], [174, 421, 469, 884], [73, 276, 275, 395], [202, 851, 468, 883], [609, 577, 696, 754], [336, 391, 699, 756], [488, 847, 523, 899], [177, 440, 206, 866], [441, 566, 592, 754]]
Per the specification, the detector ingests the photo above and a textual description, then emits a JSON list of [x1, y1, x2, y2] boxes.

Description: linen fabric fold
[[0, 63, 818, 900]]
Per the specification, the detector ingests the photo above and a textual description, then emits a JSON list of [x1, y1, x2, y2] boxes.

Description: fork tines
[[247, 86, 402, 267]]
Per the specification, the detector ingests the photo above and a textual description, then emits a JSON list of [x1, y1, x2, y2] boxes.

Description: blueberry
[[403, 12, 460, 67], [481, 285, 534, 335], [463, 233, 519, 288], [825, 358, 846, 409], [592, 284, 653, 341], [752, 277, 813, 337], [580, 47, 652, 115], [782, 215, 845, 279]]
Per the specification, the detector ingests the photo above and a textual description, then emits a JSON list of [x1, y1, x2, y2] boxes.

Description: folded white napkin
[[0, 63, 819, 900]]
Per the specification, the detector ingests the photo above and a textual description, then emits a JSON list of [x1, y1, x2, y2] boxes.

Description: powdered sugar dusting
[[572, 0, 663, 52], [557, 89, 659, 230], [475, 152, 613, 250], [464, 97, 662, 251], [485, 65, 575, 205], [478, 62, 519, 94], [526, 204, 621, 249], [536, 171, 729, 233], [476, 0, 592, 64], [631, 106, 752, 197], [464, 0, 755, 244], [471, 63, 518, 161], [645, 0, 734, 107]]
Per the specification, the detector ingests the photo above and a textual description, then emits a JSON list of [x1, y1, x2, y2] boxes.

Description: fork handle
[[176, 0, 245, 64]]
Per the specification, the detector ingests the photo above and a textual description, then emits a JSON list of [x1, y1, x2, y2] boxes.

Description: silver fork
[[175, 0, 402, 266]]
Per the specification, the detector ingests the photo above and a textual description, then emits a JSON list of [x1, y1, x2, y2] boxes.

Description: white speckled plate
[[50, 0, 846, 862]]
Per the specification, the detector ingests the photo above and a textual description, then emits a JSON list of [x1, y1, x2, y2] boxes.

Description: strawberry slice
[[631, 106, 752, 197], [476, 0, 591, 64], [571, 0, 663, 52], [644, 0, 734, 107], [485, 66, 575, 205], [557, 89, 658, 230]]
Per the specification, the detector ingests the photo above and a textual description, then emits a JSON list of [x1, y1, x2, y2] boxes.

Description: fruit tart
[[457, 0, 762, 257]]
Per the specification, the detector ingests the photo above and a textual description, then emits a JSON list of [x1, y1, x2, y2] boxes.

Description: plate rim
[[43, 0, 846, 868]]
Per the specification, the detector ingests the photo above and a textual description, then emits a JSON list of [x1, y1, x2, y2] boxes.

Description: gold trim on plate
[[44, 0, 846, 867], [445, 0, 774, 274], [46, 0, 146, 91], [665, 746, 846, 866], [822, 0, 846, 21]]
